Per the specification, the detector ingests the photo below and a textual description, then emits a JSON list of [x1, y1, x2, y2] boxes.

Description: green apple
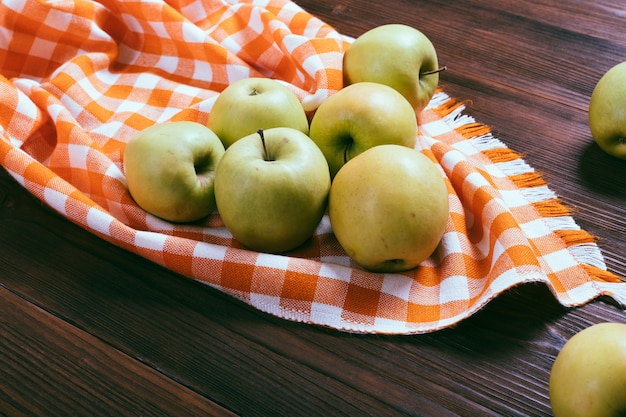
[[214, 127, 331, 253], [123, 121, 225, 223], [588, 61, 626, 160], [550, 322, 626, 417], [343, 24, 442, 114], [329, 144, 449, 273], [309, 82, 418, 178], [208, 77, 309, 148]]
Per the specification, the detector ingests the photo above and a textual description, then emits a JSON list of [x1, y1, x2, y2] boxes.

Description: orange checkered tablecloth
[[1, 0, 624, 334]]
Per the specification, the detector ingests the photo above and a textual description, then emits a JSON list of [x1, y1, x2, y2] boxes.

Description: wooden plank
[[0, 286, 236, 417]]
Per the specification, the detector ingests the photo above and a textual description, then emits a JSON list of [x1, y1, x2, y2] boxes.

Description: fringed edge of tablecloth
[[429, 91, 623, 297]]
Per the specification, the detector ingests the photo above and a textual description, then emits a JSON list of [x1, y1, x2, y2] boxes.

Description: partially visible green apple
[[123, 121, 225, 223], [343, 24, 441, 114], [589, 61, 626, 160], [550, 322, 626, 417], [214, 127, 331, 253], [309, 82, 418, 178], [329, 144, 449, 273], [208, 77, 309, 148]]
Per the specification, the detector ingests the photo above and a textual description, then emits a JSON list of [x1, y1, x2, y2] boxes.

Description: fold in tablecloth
[[1, 0, 624, 334]]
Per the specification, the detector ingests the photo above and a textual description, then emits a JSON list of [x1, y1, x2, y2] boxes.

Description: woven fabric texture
[[1, 0, 624, 334]]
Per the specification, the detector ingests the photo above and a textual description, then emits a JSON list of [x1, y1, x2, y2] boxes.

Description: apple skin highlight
[[214, 127, 331, 254], [123, 121, 225, 223], [329, 144, 449, 273], [343, 23, 440, 114], [550, 322, 626, 417]]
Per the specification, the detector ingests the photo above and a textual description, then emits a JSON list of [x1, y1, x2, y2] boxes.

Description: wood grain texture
[[2, 1, 626, 416], [0, 286, 237, 417]]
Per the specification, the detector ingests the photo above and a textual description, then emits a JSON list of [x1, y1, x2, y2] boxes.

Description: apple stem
[[422, 66, 447, 76], [258, 129, 271, 161], [250, 88, 259, 96]]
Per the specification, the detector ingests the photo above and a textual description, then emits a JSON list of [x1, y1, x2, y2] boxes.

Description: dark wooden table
[[2, 1, 626, 416]]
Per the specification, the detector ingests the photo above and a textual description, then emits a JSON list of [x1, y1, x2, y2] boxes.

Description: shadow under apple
[[578, 140, 626, 198]]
